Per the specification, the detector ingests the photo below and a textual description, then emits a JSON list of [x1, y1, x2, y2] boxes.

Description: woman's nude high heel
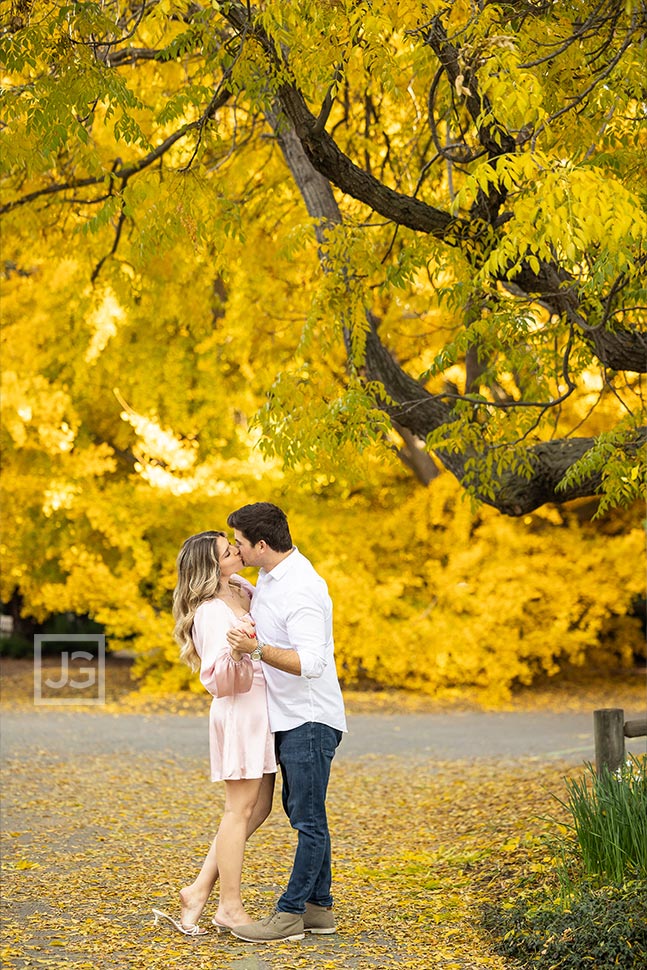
[[152, 908, 208, 936]]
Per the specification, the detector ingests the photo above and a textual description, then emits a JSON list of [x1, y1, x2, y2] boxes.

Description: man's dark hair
[[227, 502, 292, 552]]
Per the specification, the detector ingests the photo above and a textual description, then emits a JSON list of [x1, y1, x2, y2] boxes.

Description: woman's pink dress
[[192, 577, 276, 782]]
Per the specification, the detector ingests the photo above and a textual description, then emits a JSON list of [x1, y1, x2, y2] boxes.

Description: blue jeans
[[274, 721, 342, 914]]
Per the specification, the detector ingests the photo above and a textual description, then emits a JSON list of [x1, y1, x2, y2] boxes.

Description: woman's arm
[[226, 628, 302, 676], [193, 600, 253, 697]]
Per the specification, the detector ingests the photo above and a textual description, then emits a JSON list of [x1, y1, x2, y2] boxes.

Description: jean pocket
[[320, 725, 342, 760], [279, 739, 312, 763], [277, 724, 314, 763]]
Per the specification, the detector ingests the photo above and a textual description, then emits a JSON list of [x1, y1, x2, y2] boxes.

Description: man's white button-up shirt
[[251, 547, 347, 734]]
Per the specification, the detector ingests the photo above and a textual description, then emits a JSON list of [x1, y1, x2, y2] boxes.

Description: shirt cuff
[[298, 649, 327, 679]]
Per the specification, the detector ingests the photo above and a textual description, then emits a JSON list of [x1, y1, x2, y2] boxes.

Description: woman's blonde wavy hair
[[173, 530, 226, 671]]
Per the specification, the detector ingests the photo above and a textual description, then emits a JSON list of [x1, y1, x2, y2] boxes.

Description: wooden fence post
[[593, 708, 625, 774]]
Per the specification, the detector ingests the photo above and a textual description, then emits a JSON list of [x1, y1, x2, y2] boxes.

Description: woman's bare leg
[[178, 838, 218, 927], [179, 772, 275, 927], [248, 772, 275, 833]]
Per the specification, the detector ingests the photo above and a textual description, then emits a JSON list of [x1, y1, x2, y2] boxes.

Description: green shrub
[[483, 883, 647, 970], [483, 760, 647, 968], [0, 633, 32, 658], [555, 758, 647, 885]]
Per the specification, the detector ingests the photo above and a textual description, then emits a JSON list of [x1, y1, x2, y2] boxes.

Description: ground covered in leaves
[[2, 747, 571, 970], [1, 661, 645, 969]]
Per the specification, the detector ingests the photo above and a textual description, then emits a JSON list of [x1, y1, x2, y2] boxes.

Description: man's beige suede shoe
[[231, 910, 305, 943], [303, 902, 336, 934]]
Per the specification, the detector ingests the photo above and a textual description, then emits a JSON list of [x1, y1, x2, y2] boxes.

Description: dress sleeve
[[193, 600, 253, 698]]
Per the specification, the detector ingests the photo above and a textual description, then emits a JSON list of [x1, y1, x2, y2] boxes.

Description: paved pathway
[[1, 709, 645, 763]]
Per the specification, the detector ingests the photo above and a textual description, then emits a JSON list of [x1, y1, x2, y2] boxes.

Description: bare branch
[[90, 205, 127, 284], [103, 47, 168, 67]]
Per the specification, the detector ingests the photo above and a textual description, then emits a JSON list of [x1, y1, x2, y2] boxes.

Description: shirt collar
[[261, 546, 299, 582]]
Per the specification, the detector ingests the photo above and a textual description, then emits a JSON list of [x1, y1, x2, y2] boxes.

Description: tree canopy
[[2, 0, 645, 517], [1, 1, 646, 694]]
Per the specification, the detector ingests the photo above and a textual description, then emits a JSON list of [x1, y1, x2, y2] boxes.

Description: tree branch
[[223, 1, 462, 239], [91, 206, 126, 283], [0, 87, 231, 216], [102, 47, 169, 67], [268, 99, 640, 514]]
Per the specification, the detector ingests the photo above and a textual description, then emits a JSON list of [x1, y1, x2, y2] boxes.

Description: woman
[[153, 530, 276, 936]]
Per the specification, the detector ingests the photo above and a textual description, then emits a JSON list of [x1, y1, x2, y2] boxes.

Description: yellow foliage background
[[1, 0, 645, 705], [128, 477, 644, 705]]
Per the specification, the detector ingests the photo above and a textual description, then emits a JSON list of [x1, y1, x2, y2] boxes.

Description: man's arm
[[226, 628, 302, 676]]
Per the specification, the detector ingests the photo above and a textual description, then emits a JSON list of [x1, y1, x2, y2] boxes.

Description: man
[[225, 502, 347, 944]]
